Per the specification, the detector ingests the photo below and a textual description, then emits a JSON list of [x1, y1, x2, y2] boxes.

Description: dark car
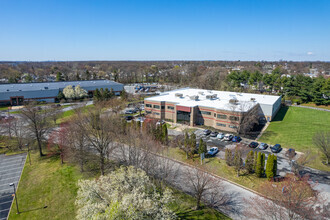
[[203, 129, 211, 136], [210, 131, 219, 137], [248, 142, 259, 148], [271, 144, 282, 153], [232, 136, 242, 142], [125, 116, 134, 121], [258, 143, 268, 150]]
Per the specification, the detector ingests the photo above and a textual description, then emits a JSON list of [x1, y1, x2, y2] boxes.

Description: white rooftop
[[145, 88, 280, 112]]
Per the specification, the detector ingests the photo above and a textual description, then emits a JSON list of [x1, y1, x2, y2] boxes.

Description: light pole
[[25, 143, 31, 165], [9, 183, 20, 214]]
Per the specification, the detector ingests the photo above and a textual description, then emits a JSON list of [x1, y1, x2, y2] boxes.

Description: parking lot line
[[0, 209, 10, 213], [0, 157, 25, 163], [0, 201, 12, 206], [0, 164, 21, 170], [0, 160, 24, 166], [0, 167, 22, 173], [0, 172, 21, 178]]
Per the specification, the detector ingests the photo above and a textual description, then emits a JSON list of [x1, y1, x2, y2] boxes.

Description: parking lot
[[0, 153, 26, 220], [170, 129, 298, 176]]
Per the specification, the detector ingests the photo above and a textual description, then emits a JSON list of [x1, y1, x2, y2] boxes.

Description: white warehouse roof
[[145, 88, 281, 113]]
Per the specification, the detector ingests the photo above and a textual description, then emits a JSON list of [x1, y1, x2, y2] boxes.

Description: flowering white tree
[[75, 166, 176, 220], [63, 85, 75, 99], [63, 85, 87, 100], [74, 85, 87, 99]]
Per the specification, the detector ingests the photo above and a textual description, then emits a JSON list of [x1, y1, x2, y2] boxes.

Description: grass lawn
[[8, 152, 82, 220], [0, 106, 9, 111], [9, 150, 227, 220], [259, 106, 330, 171], [57, 104, 94, 124], [166, 148, 267, 192]]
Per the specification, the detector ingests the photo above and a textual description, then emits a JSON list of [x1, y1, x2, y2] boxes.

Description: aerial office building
[[144, 88, 281, 132], [0, 80, 124, 106]]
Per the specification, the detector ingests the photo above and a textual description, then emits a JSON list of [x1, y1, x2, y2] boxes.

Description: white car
[[223, 134, 233, 141], [207, 147, 219, 156], [217, 133, 225, 139]]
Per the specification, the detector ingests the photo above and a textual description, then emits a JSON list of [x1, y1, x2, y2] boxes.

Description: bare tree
[[313, 132, 330, 165], [245, 174, 326, 220], [10, 118, 27, 150], [229, 101, 259, 136], [73, 106, 119, 175], [21, 102, 53, 156], [185, 168, 222, 210]]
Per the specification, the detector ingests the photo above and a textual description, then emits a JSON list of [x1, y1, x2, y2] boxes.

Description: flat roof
[[0, 80, 123, 92], [145, 88, 280, 112]]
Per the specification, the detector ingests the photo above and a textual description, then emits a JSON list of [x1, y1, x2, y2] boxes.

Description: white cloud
[[307, 51, 314, 55]]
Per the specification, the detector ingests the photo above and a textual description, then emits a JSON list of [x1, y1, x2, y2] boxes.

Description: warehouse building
[[144, 88, 281, 132], [0, 80, 124, 106]]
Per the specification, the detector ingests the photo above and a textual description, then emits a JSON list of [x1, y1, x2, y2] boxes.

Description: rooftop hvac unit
[[190, 95, 199, 101], [206, 94, 217, 100], [250, 98, 256, 101], [175, 93, 183, 98], [229, 99, 239, 104], [212, 94, 217, 99], [198, 91, 204, 95]]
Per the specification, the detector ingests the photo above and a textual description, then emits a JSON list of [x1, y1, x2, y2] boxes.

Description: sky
[[0, 0, 329, 61]]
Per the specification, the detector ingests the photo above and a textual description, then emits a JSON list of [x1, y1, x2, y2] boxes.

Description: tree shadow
[[272, 106, 289, 122]]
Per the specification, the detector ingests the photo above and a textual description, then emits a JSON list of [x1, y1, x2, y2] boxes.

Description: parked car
[[217, 133, 225, 139], [210, 131, 219, 137], [156, 120, 165, 126], [223, 134, 233, 141], [207, 147, 219, 156], [125, 116, 134, 121], [203, 129, 211, 136], [232, 136, 242, 142], [125, 109, 134, 114], [248, 141, 259, 148], [258, 143, 268, 150], [271, 144, 282, 153]]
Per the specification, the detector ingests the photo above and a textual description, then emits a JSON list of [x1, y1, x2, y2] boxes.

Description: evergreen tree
[[184, 132, 190, 159], [56, 72, 64, 81], [233, 148, 243, 177], [245, 151, 254, 173], [104, 88, 110, 100], [273, 155, 278, 177], [266, 154, 274, 180], [261, 153, 266, 175], [254, 151, 258, 171], [189, 133, 196, 159], [255, 152, 263, 177], [198, 138, 207, 155], [110, 88, 115, 98], [162, 123, 168, 144], [120, 90, 128, 100], [57, 91, 65, 100], [225, 148, 232, 166], [94, 88, 101, 101], [100, 88, 105, 100]]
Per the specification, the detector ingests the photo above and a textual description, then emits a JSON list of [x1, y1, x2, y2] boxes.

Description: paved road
[[0, 153, 26, 220]]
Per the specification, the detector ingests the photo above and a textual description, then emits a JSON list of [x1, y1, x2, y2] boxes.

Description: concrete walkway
[[292, 104, 330, 112]]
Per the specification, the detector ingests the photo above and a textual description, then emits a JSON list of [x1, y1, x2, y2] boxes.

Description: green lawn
[[8, 152, 82, 220], [9, 150, 227, 220], [259, 106, 330, 171], [0, 106, 9, 111]]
